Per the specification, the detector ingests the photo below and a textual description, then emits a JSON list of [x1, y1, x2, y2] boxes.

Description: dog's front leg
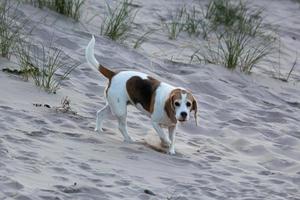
[[168, 125, 177, 155], [152, 122, 171, 147]]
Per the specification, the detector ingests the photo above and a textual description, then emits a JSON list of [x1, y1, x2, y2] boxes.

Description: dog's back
[[107, 71, 158, 115]]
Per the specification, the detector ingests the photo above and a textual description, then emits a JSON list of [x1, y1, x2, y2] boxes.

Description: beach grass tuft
[[13, 39, 80, 93], [25, 0, 84, 21], [29, 42, 79, 93], [163, 6, 186, 40], [162, 5, 211, 39], [100, 0, 138, 41], [133, 29, 155, 49], [191, 0, 275, 73], [184, 6, 202, 37], [0, 1, 27, 59]]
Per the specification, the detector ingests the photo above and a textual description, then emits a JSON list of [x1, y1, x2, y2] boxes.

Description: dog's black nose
[[180, 112, 187, 118]]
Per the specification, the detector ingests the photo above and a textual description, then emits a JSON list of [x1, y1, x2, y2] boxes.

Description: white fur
[[85, 35, 99, 71], [151, 83, 175, 124], [174, 93, 191, 121], [85, 36, 194, 155]]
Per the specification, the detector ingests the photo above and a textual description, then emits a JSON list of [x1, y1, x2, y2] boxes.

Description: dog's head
[[165, 88, 198, 125]]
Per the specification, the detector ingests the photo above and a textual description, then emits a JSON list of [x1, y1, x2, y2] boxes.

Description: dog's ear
[[164, 93, 177, 124], [191, 96, 198, 126]]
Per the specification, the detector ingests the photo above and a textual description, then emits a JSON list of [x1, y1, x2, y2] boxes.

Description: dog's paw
[[161, 142, 170, 148], [94, 127, 104, 133], [167, 149, 176, 155], [161, 140, 171, 148], [124, 137, 134, 143]]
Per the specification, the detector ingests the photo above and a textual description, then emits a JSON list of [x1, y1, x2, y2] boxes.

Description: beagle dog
[[85, 36, 198, 154]]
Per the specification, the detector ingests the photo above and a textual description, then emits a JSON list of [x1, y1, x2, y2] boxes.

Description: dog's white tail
[[85, 36, 115, 80], [85, 35, 99, 69]]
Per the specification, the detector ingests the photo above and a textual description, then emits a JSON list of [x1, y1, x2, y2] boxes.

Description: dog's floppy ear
[[164, 93, 177, 124], [191, 96, 198, 126]]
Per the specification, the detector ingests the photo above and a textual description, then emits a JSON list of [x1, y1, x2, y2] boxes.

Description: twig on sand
[[33, 96, 77, 115], [55, 96, 77, 115]]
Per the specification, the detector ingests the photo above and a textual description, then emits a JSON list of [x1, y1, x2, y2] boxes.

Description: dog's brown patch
[[164, 89, 182, 124], [126, 76, 160, 113]]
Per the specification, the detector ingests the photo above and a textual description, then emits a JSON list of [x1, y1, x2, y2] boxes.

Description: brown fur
[[186, 93, 198, 126], [164, 89, 182, 124], [148, 77, 160, 113], [99, 64, 115, 80], [98, 64, 117, 96], [126, 76, 160, 113]]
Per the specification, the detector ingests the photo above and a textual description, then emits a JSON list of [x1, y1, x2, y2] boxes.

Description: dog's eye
[[174, 102, 180, 107], [186, 102, 191, 107]]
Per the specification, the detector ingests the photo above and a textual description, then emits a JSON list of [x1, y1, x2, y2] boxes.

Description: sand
[[0, 0, 300, 199]]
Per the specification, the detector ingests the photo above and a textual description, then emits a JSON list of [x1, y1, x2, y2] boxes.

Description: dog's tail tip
[[85, 35, 116, 80], [85, 35, 99, 69], [87, 35, 96, 50]]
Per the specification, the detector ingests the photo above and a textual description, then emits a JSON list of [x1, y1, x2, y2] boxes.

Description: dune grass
[[281, 56, 297, 82], [205, 0, 247, 30], [100, 0, 138, 41], [25, 41, 79, 93], [133, 29, 155, 49], [192, 31, 274, 72], [184, 6, 203, 37], [271, 43, 298, 82], [0, 1, 27, 59], [4, 39, 80, 93], [12, 41, 40, 80], [163, 6, 187, 40], [25, 0, 84, 21], [191, 0, 275, 73], [162, 5, 210, 39]]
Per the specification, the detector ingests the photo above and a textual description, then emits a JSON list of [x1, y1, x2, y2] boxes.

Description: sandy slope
[[0, 0, 300, 199]]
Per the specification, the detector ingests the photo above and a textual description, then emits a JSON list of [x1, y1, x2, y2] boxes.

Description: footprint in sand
[[0, 105, 13, 111], [114, 179, 131, 186], [78, 163, 92, 171], [206, 155, 222, 162], [25, 131, 49, 138], [119, 146, 143, 154]]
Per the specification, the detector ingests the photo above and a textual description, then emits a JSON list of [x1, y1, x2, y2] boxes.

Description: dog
[[85, 36, 198, 154]]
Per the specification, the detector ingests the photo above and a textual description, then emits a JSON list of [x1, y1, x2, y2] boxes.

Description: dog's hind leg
[[108, 97, 133, 142], [95, 103, 111, 133]]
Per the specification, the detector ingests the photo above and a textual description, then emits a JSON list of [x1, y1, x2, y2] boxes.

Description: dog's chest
[[151, 83, 176, 124]]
